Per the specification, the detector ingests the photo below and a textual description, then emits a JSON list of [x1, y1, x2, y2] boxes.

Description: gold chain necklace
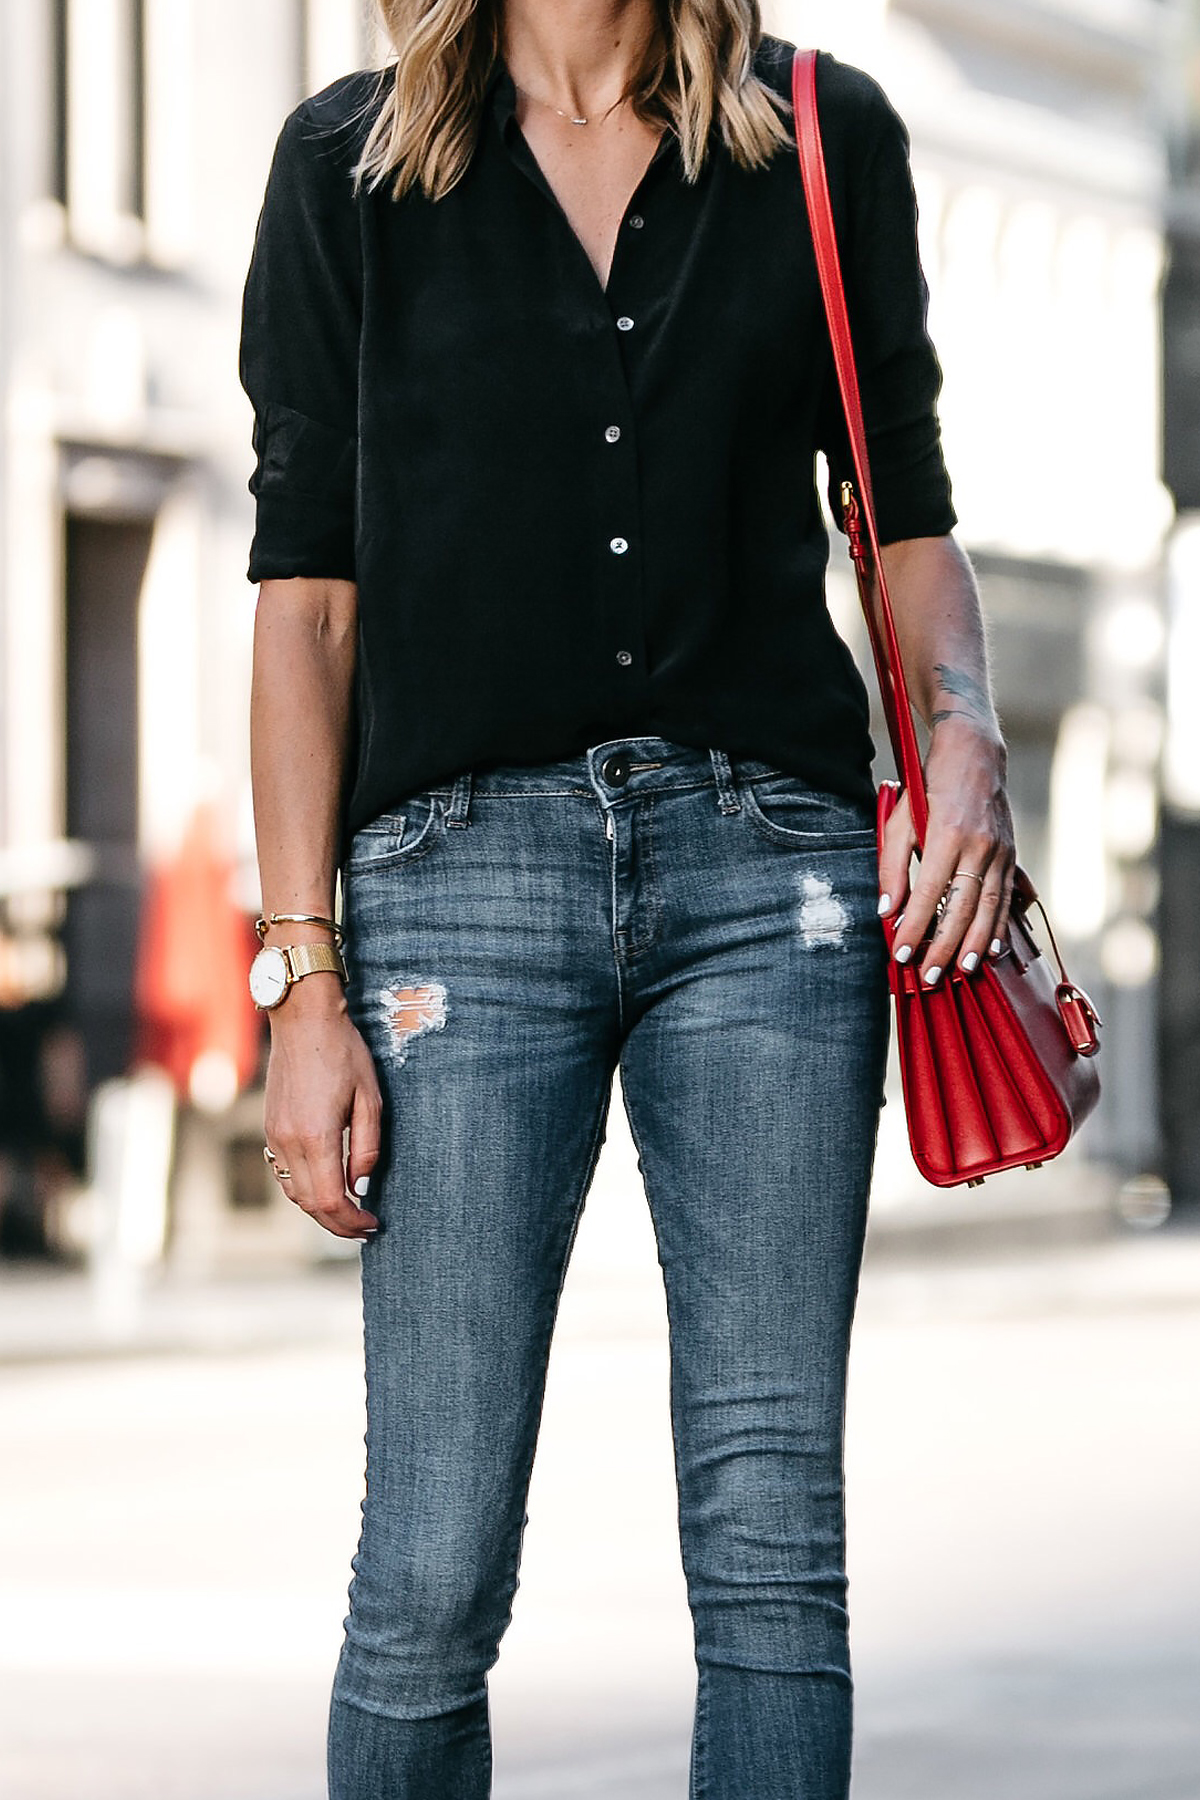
[[511, 77, 629, 128]]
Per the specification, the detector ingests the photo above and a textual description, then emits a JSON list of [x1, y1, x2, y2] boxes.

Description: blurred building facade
[[0, 0, 1185, 1262], [0, 0, 378, 1259], [1160, 0, 1200, 1210], [772, 0, 1178, 1206]]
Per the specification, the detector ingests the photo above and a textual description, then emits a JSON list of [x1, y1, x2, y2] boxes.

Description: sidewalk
[[3, 1197, 1196, 1800], [0, 1255, 365, 1366]]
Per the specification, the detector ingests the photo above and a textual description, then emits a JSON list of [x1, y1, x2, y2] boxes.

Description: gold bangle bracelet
[[255, 911, 344, 946]]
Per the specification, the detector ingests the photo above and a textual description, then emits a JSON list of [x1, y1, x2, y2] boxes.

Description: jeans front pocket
[[344, 792, 445, 876], [740, 771, 878, 852]]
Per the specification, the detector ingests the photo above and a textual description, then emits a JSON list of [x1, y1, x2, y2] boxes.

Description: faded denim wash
[[326, 737, 890, 1800]]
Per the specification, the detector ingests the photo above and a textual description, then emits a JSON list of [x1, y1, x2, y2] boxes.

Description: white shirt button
[[610, 536, 628, 554], [605, 425, 621, 443], [616, 315, 635, 331], [616, 650, 633, 666]]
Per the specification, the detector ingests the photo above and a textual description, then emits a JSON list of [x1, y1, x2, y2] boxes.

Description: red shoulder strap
[[791, 46, 930, 846]]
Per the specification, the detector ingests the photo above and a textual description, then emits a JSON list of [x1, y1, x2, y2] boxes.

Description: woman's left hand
[[876, 717, 1017, 984]]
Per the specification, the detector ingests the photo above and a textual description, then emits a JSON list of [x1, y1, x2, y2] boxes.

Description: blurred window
[[51, 0, 192, 268]]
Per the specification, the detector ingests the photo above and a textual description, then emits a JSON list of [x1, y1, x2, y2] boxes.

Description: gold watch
[[249, 940, 348, 1011]]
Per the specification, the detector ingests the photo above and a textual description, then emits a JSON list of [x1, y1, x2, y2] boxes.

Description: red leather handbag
[[791, 46, 1103, 1187]]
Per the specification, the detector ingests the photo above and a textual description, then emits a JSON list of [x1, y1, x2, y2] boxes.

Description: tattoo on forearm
[[931, 706, 972, 726], [932, 663, 993, 728]]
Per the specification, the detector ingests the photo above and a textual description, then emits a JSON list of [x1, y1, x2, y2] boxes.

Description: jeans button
[[601, 753, 630, 785]]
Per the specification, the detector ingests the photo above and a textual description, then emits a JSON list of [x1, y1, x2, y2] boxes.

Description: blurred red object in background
[[132, 798, 262, 1104]]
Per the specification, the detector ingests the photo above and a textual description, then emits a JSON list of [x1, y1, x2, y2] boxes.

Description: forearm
[[875, 533, 1004, 754], [250, 576, 380, 1241], [249, 577, 357, 959]]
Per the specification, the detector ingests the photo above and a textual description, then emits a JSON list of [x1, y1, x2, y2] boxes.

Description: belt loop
[[709, 748, 742, 814], [445, 770, 473, 828]]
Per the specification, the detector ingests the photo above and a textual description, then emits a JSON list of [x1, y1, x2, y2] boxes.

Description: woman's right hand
[[263, 979, 382, 1239]]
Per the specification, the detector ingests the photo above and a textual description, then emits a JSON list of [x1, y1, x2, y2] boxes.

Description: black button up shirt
[[238, 34, 957, 864]]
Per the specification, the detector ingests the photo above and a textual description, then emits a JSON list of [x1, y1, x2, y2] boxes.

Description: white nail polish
[[877, 893, 891, 915], [989, 938, 1003, 957], [353, 1175, 370, 1197], [895, 944, 913, 965], [924, 965, 943, 987], [961, 951, 979, 972]]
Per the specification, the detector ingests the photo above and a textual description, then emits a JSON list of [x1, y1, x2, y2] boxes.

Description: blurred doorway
[[62, 510, 153, 1089]]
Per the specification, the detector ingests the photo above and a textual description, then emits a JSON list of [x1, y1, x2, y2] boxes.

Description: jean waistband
[[422, 737, 788, 827]]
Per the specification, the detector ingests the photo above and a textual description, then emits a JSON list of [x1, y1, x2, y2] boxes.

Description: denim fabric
[[326, 737, 890, 1800]]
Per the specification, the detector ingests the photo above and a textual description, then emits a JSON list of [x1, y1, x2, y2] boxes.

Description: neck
[[499, 0, 661, 117]]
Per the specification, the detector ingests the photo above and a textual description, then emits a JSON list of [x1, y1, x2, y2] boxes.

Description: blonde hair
[[348, 0, 794, 203]]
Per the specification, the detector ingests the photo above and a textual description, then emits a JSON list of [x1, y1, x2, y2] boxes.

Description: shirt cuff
[[245, 399, 356, 582], [827, 420, 958, 545]]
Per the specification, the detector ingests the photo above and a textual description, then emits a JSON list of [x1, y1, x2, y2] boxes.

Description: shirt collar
[[485, 53, 518, 141]]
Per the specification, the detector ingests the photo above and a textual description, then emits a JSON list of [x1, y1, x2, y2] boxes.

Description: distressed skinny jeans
[[326, 737, 890, 1800]]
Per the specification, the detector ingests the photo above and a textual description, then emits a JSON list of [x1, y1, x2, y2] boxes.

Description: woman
[[239, 1, 1015, 1795]]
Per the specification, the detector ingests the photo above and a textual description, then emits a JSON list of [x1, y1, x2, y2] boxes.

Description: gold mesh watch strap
[[285, 941, 348, 984]]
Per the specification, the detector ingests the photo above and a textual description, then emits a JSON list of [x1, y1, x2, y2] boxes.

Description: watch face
[[249, 945, 289, 1008]]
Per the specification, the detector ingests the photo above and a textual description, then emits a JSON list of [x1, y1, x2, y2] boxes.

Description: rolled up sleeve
[[238, 104, 362, 583], [818, 75, 957, 547]]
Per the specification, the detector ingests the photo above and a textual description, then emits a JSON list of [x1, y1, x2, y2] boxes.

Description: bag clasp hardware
[[1055, 983, 1104, 1057]]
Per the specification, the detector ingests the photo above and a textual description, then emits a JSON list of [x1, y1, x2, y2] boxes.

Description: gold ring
[[273, 1168, 293, 1182], [953, 868, 985, 885], [263, 1145, 293, 1180]]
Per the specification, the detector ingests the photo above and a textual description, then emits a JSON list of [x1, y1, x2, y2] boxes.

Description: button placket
[[496, 100, 667, 717], [596, 253, 648, 698]]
